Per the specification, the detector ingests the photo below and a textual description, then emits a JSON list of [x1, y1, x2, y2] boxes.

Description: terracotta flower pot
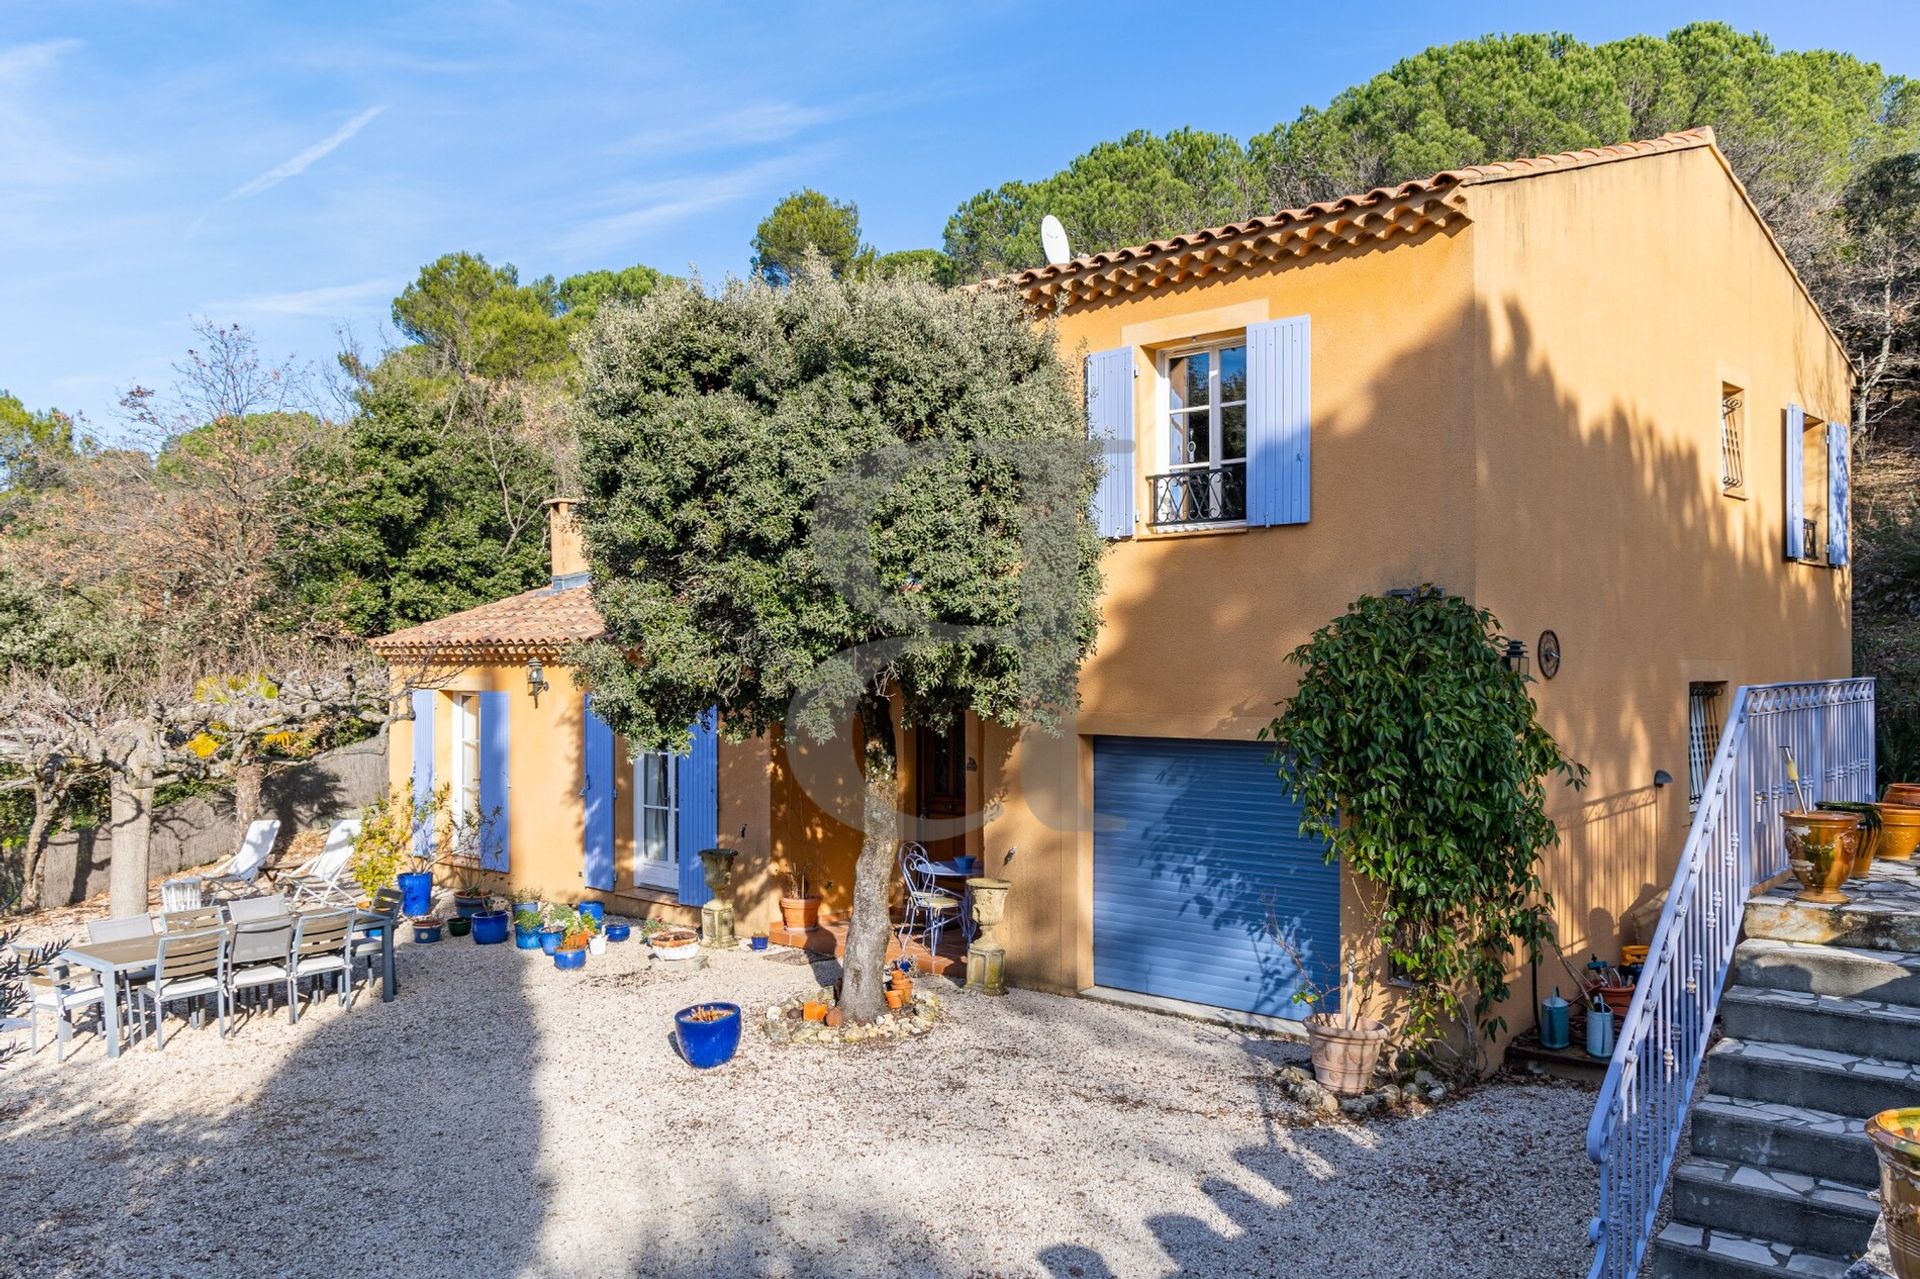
[[1876, 804, 1920, 863], [1843, 820, 1874, 880], [801, 1000, 828, 1022], [1783, 810, 1861, 904], [890, 974, 914, 1001], [885, 988, 904, 1011], [1867, 1108, 1920, 1279], [780, 896, 821, 931], [1883, 783, 1920, 807], [1303, 1013, 1389, 1096], [824, 1007, 845, 1029], [1597, 984, 1636, 1020]]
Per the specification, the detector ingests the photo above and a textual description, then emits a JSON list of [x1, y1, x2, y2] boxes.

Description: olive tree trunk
[[233, 760, 264, 831], [107, 759, 156, 919], [841, 691, 899, 1025], [14, 772, 69, 915]]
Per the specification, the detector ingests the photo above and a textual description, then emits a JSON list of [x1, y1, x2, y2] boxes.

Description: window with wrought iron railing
[[1154, 339, 1247, 527], [1686, 681, 1726, 811], [1149, 463, 1246, 526], [1719, 387, 1745, 493]]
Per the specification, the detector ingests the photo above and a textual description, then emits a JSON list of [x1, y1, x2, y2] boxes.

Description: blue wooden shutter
[[410, 690, 436, 856], [675, 711, 719, 906], [582, 698, 615, 892], [1246, 315, 1311, 526], [1085, 347, 1135, 538], [1827, 420, 1850, 567], [1785, 403, 1806, 560], [477, 691, 511, 872]]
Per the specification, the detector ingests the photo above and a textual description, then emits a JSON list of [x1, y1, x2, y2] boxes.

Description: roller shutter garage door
[[1092, 737, 1339, 1018]]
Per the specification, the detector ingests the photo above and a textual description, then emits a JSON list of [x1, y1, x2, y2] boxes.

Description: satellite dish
[[1040, 214, 1072, 266]]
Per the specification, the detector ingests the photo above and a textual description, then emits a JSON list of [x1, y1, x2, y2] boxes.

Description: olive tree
[[571, 263, 1104, 1023]]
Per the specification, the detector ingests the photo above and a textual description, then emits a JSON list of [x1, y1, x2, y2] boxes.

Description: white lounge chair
[[281, 819, 361, 906], [203, 819, 282, 899]]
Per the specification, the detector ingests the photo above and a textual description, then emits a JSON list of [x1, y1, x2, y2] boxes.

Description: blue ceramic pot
[[675, 1003, 742, 1069], [472, 910, 510, 945], [539, 928, 564, 956], [453, 895, 486, 919], [750, 934, 769, 951], [553, 947, 586, 971], [513, 926, 542, 951], [604, 922, 631, 943], [412, 920, 442, 944], [397, 872, 434, 918], [575, 901, 605, 926]]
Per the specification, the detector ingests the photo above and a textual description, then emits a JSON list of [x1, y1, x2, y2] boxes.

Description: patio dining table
[[56, 908, 397, 1060]]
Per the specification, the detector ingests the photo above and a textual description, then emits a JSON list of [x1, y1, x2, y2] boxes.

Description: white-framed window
[[448, 693, 481, 861], [1719, 386, 1745, 495], [1800, 413, 1830, 564], [633, 750, 678, 891], [1153, 338, 1247, 525]]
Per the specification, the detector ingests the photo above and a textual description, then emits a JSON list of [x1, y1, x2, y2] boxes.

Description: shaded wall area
[[36, 734, 385, 908]]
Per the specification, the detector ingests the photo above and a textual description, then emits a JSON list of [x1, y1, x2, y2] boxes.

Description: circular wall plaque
[[1537, 630, 1561, 680]]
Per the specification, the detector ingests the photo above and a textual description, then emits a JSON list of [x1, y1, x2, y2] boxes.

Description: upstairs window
[[1719, 386, 1745, 495], [1687, 682, 1726, 812], [1153, 340, 1247, 526], [1800, 413, 1829, 565], [447, 693, 482, 863]]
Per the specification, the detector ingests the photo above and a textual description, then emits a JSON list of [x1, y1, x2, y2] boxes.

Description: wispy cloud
[[226, 104, 387, 199], [611, 100, 840, 158], [203, 276, 398, 318], [0, 38, 130, 190], [557, 150, 824, 257]]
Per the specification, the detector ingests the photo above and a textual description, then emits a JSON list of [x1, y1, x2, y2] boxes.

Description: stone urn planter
[[1783, 810, 1861, 904], [1867, 1108, 1920, 1279], [966, 876, 1012, 949], [1876, 804, 1920, 863], [698, 848, 738, 948], [1304, 1013, 1390, 1096]]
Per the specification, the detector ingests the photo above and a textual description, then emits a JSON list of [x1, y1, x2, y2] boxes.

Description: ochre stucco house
[[371, 127, 1854, 1042]]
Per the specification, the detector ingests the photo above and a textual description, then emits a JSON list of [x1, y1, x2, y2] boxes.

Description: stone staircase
[[1653, 861, 1920, 1278]]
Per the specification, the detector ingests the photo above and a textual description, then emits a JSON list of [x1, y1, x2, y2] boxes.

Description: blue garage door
[[1092, 737, 1339, 1018]]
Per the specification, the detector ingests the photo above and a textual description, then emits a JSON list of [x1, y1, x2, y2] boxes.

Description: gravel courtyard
[[2, 921, 1597, 1279]]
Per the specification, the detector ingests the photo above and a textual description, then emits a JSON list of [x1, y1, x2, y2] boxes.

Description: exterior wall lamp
[[527, 656, 550, 705], [1501, 639, 1529, 679]]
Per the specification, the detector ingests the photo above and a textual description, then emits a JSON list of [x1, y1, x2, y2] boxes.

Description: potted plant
[[538, 903, 570, 956], [453, 882, 489, 918], [674, 1002, 742, 1068], [650, 926, 700, 962], [513, 904, 545, 950], [554, 911, 589, 970], [1867, 1108, 1920, 1275], [412, 916, 444, 944], [472, 901, 511, 945], [1783, 808, 1861, 903], [778, 851, 824, 932], [890, 959, 914, 1003], [1292, 948, 1391, 1096]]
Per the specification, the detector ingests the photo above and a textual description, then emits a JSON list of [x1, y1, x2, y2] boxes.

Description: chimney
[[545, 497, 588, 587]]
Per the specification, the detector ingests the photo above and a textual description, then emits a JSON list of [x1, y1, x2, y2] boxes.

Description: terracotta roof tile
[[368, 582, 604, 657], [992, 129, 1720, 305]]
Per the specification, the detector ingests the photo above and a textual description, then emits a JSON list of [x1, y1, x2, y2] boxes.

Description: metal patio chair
[[225, 893, 287, 923], [131, 927, 229, 1050], [25, 955, 108, 1064], [226, 915, 296, 1028], [350, 887, 401, 981], [87, 915, 156, 944], [161, 905, 224, 933], [288, 910, 359, 1021], [896, 841, 962, 960]]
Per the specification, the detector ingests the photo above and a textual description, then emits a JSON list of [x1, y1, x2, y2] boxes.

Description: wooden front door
[[914, 720, 968, 861]]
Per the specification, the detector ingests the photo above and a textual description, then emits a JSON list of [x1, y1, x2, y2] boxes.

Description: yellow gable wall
[[1466, 145, 1852, 1018]]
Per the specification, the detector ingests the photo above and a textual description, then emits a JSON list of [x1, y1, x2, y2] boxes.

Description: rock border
[[1273, 1064, 1446, 1119], [761, 986, 940, 1047]]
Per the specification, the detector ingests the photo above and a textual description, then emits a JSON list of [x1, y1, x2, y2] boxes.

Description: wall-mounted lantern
[[1501, 639, 1529, 679], [527, 656, 550, 705]]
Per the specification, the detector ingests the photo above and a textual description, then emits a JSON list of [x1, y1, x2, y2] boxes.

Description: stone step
[[1721, 985, 1920, 1061], [1708, 1037, 1920, 1118], [1651, 1223, 1852, 1279], [1670, 1156, 1878, 1259], [1734, 937, 1920, 1008], [1745, 860, 1920, 953], [1689, 1094, 1876, 1185]]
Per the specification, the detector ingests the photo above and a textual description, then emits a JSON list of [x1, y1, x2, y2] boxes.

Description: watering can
[[1540, 988, 1571, 1051], [1587, 998, 1614, 1059]]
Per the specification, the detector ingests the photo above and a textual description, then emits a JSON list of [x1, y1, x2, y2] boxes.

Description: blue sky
[[3, 1, 1915, 433]]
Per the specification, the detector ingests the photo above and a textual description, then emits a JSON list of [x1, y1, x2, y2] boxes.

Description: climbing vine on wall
[[1265, 587, 1586, 1073]]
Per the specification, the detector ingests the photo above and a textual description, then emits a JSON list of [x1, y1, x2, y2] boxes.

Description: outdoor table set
[[26, 893, 399, 1062]]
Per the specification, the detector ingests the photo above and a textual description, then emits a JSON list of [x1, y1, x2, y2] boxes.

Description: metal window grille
[[1686, 682, 1725, 811], [1719, 393, 1744, 491], [1148, 463, 1247, 526]]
